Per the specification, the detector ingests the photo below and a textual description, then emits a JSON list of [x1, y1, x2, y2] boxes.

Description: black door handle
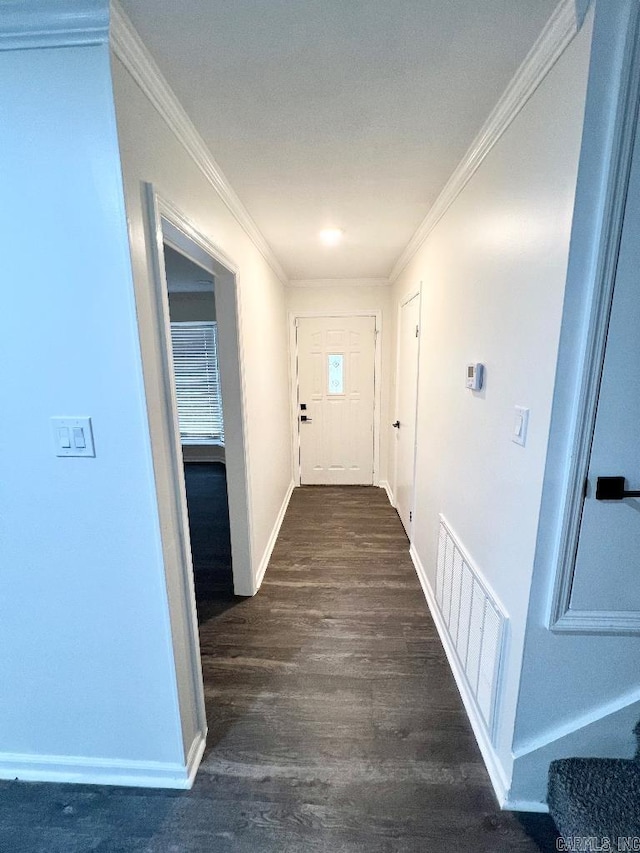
[[392, 421, 400, 429], [595, 477, 640, 500]]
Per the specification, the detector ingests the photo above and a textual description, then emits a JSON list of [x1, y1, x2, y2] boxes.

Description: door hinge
[[409, 511, 413, 522], [415, 325, 419, 338]]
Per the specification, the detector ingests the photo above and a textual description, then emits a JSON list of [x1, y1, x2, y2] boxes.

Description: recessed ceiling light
[[319, 228, 344, 247]]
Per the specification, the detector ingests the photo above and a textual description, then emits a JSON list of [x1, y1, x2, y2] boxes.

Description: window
[[327, 354, 344, 395], [170, 322, 224, 444]]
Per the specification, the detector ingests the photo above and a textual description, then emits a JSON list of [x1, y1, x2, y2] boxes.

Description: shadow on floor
[[516, 808, 560, 851], [196, 594, 246, 624], [183, 461, 233, 601]]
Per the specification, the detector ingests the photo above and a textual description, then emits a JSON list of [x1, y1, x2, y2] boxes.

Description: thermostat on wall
[[466, 363, 484, 391]]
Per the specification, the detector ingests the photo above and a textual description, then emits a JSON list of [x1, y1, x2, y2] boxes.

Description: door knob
[[595, 476, 640, 500], [392, 421, 400, 429], [300, 415, 313, 423]]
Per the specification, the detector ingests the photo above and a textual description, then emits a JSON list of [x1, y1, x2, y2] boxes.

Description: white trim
[[0, 740, 205, 789], [547, 2, 640, 633], [552, 609, 640, 635], [288, 278, 390, 289], [288, 311, 383, 487], [410, 543, 511, 809], [389, 0, 581, 282], [255, 480, 295, 592], [159, 200, 239, 275], [0, 0, 109, 50], [109, 0, 288, 287], [151, 193, 255, 599], [184, 731, 207, 788], [513, 683, 640, 759], [379, 480, 395, 507], [502, 798, 549, 814], [288, 315, 302, 488], [145, 189, 212, 758]]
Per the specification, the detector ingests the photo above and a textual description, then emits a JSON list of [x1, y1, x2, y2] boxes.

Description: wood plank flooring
[[183, 462, 233, 597], [0, 485, 556, 851], [194, 485, 556, 852]]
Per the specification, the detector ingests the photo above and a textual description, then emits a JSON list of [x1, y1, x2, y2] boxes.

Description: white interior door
[[394, 293, 420, 536], [296, 316, 376, 485], [568, 122, 640, 615]]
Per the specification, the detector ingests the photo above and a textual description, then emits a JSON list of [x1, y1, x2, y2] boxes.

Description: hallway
[[0, 487, 555, 851], [195, 486, 556, 850]]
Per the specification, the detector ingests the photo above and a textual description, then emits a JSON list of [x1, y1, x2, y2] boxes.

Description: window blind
[[170, 322, 224, 444]]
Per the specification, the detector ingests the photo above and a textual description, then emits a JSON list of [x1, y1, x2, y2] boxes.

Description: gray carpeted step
[[549, 733, 640, 846]]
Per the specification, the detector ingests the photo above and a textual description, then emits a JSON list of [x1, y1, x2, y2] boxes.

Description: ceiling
[[119, 0, 558, 281]]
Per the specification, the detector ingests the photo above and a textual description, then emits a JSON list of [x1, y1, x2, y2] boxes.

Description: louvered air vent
[[436, 516, 507, 741]]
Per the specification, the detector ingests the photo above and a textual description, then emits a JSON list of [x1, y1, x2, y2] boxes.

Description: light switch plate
[[512, 406, 529, 447], [51, 417, 95, 457]]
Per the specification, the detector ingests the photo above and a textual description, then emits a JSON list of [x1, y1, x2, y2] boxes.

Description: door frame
[[288, 311, 382, 487], [392, 286, 422, 540], [141, 186, 255, 763], [545, 2, 640, 634], [146, 188, 254, 596]]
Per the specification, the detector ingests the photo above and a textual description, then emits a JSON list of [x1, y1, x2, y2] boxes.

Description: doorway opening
[[146, 188, 254, 606], [163, 244, 233, 601]]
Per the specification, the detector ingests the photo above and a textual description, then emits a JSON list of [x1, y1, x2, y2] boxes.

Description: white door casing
[[296, 315, 376, 485], [394, 292, 421, 536]]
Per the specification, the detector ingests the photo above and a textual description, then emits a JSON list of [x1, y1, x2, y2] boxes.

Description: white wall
[[0, 40, 190, 783], [164, 244, 213, 292], [511, 0, 640, 804], [165, 245, 216, 322], [111, 51, 293, 591], [168, 291, 215, 322], [388, 15, 593, 794], [287, 279, 392, 484]]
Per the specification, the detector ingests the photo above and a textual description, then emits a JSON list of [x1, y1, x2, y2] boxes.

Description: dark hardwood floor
[[0, 485, 557, 851], [183, 461, 233, 599], [195, 485, 558, 852]]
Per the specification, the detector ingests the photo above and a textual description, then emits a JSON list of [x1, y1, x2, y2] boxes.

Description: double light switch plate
[[51, 417, 95, 457]]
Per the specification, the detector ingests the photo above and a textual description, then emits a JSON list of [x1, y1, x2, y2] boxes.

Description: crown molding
[[288, 278, 390, 288], [389, 0, 583, 283], [109, 1, 289, 286], [0, 0, 109, 51]]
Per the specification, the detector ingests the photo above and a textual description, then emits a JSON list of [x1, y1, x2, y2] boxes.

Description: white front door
[[394, 293, 420, 536], [296, 316, 376, 485]]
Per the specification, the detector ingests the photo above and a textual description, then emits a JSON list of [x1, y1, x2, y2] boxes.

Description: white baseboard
[[409, 543, 511, 809], [254, 480, 295, 592], [185, 730, 207, 788], [0, 736, 207, 789], [379, 479, 395, 506], [502, 797, 549, 813], [514, 686, 640, 760]]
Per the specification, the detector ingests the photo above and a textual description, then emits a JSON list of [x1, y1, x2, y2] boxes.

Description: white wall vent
[[436, 516, 507, 741]]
